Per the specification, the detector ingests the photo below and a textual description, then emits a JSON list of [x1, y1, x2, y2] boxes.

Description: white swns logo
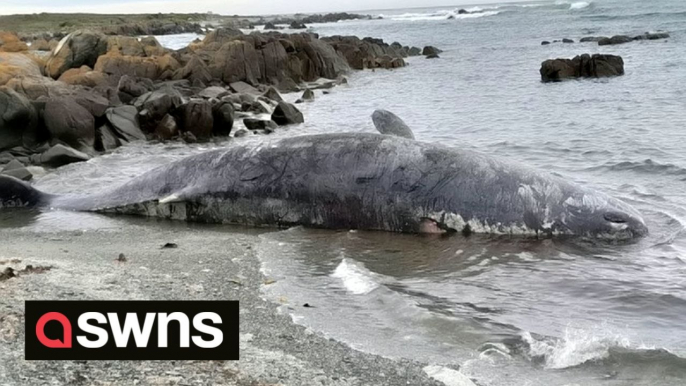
[[76, 312, 223, 349]]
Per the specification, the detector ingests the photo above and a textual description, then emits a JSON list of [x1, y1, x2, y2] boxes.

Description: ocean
[[23, 0, 686, 384]]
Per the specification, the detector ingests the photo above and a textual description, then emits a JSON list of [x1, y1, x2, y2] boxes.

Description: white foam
[[387, 9, 500, 22], [423, 365, 477, 386], [522, 326, 632, 369], [570, 1, 591, 9], [331, 258, 379, 295]]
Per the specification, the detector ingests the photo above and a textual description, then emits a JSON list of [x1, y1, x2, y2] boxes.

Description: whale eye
[[604, 212, 628, 223]]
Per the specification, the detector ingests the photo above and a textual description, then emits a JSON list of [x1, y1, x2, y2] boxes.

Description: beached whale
[[0, 133, 647, 239]]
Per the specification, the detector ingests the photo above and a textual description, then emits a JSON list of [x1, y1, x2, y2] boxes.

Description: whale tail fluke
[[0, 175, 51, 208]]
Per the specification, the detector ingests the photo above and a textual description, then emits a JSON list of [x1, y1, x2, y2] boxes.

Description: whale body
[[0, 133, 648, 239]]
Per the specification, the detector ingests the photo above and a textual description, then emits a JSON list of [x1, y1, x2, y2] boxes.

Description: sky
[[0, 0, 524, 16]]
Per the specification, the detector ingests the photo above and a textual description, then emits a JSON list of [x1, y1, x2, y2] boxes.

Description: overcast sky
[[0, 0, 521, 16]]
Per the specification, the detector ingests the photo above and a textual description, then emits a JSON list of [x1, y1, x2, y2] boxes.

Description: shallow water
[[14, 0, 686, 384]]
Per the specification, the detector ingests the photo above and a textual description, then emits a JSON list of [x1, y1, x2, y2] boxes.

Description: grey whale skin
[[0, 133, 647, 239]]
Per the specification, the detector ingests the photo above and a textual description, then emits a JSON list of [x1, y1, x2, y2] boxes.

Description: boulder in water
[[271, 101, 304, 125], [39, 144, 90, 167], [540, 54, 624, 82]]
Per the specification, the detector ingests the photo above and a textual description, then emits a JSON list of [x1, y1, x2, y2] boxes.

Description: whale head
[[559, 191, 649, 240]]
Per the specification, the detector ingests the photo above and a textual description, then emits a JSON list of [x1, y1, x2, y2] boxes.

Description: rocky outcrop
[[322, 36, 407, 70], [0, 53, 43, 86], [45, 30, 108, 79], [0, 88, 38, 151], [178, 100, 213, 139], [58, 66, 109, 88], [540, 54, 624, 82], [579, 32, 671, 46], [0, 32, 28, 52]]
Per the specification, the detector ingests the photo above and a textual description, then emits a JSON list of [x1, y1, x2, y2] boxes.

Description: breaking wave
[[570, 1, 592, 10], [380, 9, 500, 22]]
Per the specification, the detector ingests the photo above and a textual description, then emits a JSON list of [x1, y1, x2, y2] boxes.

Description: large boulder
[[271, 101, 304, 125], [105, 105, 145, 142], [178, 100, 213, 139], [598, 35, 633, 46], [212, 101, 235, 136], [133, 86, 185, 127], [1, 159, 32, 181], [212, 41, 261, 85], [117, 74, 154, 103], [57, 66, 109, 88], [0, 32, 28, 52], [172, 55, 213, 85], [94, 52, 180, 82], [0, 53, 43, 86], [422, 46, 443, 56], [43, 96, 95, 153], [45, 31, 108, 79], [39, 144, 90, 167], [154, 114, 178, 140], [540, 54, 624, 82], [5, 75, 68, 100], [95, 124, 120, 152]]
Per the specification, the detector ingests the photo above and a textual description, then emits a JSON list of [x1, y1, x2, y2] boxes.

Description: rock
[[229, 81, 260, 95], [70, 88, 110, 118], [140, 36, 167, 56], [598, 35, 633, 46], [172, 55, 213, 85], [541, 41, 551, 45], [117, 74, 154, 103], [181, 131, 197, 143], [262, 86, 283, 102], [426, 54, 440, 59], [94, 53, 180, 81], [580, 36, 605, 43], [244, 118, 277, 132], [250, 100, 272, 114], [133, 86, 185, 125], [264, 22, 283, 30], [179, 100, 213, 139], [0, 32, 28, 52], [233, 128, 250, 137], [45, 30, 108, 79], [301, 89, 315, 101], [1, 159, 32, 181], [95, 124, 120, 152], [5, 75, 69, 100], [271, 101, 304, 126], [0, 87, 38, 151], [154, 114, 178, 140], [57, 66, 108, 88], [540, 54, 624, 82], [290, 21, 307, 29], [0, 52, 43, 86], [634, 32, 670, 41], [212, 102, 235, 136], [422, 46, 443, 56], [295, 99, 303, 104], [562, 38, 574, 43], [198, 86, 229, 99], [203, 28, 244, 45], [277, 78, 300, 92], [408, 47, 422, 56], [39, 144, 90, 167], [106, 105, 145, 142], [30, 39, 51, 51], [44, 96, 95, 153]]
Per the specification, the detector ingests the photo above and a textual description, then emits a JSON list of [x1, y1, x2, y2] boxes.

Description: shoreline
[[0, 217, 447, 385]]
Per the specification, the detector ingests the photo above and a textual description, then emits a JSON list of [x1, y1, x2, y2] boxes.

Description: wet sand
[[0, 215, 444, 385]]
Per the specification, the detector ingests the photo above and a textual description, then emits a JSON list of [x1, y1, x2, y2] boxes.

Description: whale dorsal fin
[[371, 109, 415, 140]]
